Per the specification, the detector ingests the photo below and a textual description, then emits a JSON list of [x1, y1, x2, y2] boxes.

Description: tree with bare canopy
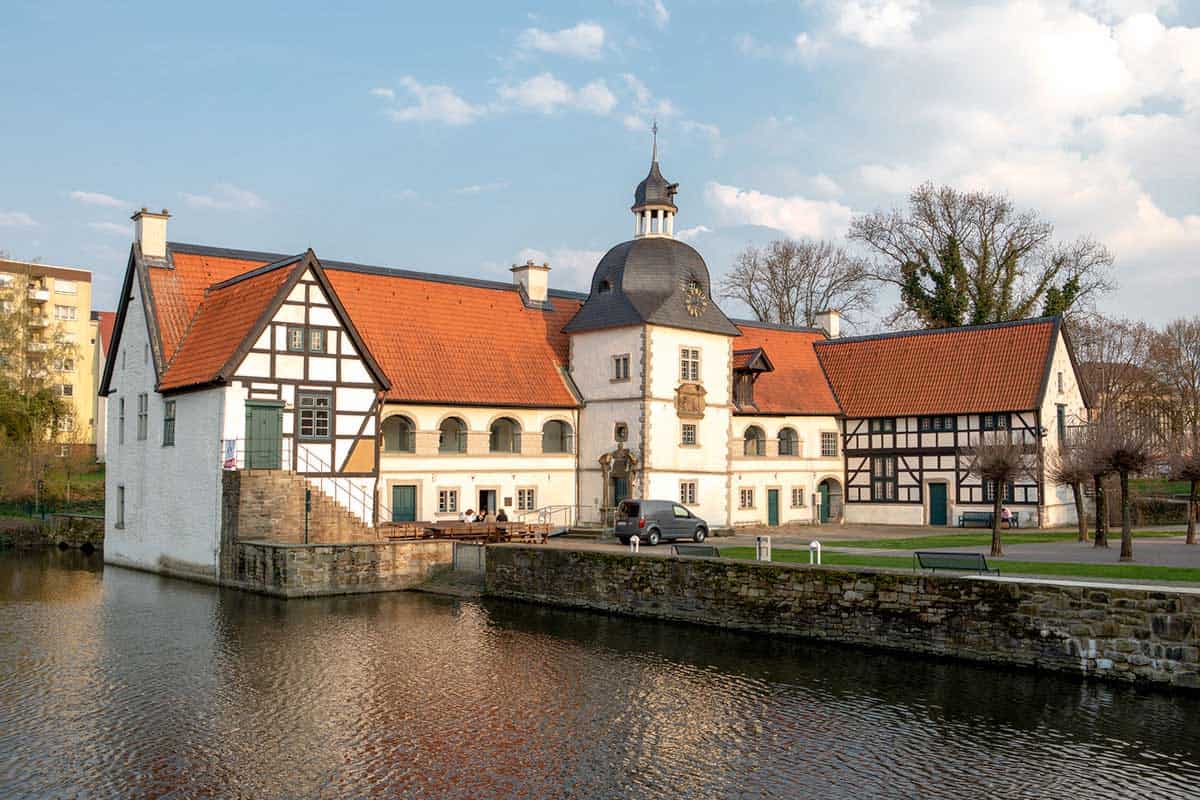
[[848, 183, 1114, 328], [1169, 434, 1200, 546], [1049, 435, 1091, 543], [1077, 423, 1113, 548], [718, 238, 874, 328], [1098, 419, 1154, 562], [966, 432, 1029, 557]]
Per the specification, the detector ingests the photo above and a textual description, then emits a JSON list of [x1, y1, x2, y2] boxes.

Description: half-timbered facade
[[816, 318, 1091, 527]]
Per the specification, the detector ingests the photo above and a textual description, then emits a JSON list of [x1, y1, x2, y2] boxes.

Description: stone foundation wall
[[228, 539, 454, 598], [0, 515, 103, 549], [224, 470, 376, 545], [486, 546, 1200, 690]]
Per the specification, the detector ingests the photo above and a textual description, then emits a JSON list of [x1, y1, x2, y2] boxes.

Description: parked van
[[614, 499, 708, 546]]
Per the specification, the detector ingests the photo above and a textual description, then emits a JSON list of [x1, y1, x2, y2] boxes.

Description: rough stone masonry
[[485, 546, 1200, 690]]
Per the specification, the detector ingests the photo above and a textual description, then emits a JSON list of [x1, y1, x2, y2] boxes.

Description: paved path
[[833, 536, 1200, 568]]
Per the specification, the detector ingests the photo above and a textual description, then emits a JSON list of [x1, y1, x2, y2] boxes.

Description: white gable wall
[[1040, 328, 1090, 526], [104, 273, 225, 579]]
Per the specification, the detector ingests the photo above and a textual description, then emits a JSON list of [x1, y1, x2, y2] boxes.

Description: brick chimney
[[131, 207, 170, 259], [816, 309, 840, 338], [511, 259, 551, 306]]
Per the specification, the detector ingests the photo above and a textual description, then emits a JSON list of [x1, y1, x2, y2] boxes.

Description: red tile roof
[[158, 263, 297, 391], [325, 268, 582, 407], [94, 311, 116, 357], [142, 245, 583, 406], [734, 323, 841, 415], [815, 318, 1057, 417]]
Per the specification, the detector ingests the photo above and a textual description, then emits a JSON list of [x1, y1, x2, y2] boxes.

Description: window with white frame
[[681, 423, 697, 446], [437, 488, 459, 514], [821, 431, 838, 457], [298, 391, 332, 439], [680, 480, 697, 506], [59, 383, 73, 397], [54, 305, 76, 321], [517, 488, 536, 511], [287, 326, 305, 352], [871, 456, 897, 501], [308, 328, 326, 354], [739, 488, 754, 509], [613, 353, 631, 381], [136, 393, 148, 440], [58, 415, 75, 432], [680, 347, 700, 382], [55, 280, 76, 294], [791, 487, 805, 508], [162, 400, 176, 446], [57, 358, 74, 372]]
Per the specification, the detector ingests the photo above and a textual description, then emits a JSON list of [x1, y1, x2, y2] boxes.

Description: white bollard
[[629, 535, 640, 554], [809, 540, 822, 565], [755, 535, 772, 562]]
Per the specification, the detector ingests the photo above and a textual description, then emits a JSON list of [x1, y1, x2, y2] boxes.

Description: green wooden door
[[767, 489, 780, 526], [818, 483, 830, 523], [392, 485, 417, 522], [929, 483, 948, 526], [245, 403, 282, 469], [611, 477, 629, 505]]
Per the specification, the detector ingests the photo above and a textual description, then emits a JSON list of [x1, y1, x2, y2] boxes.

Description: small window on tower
[[614, 422, 628, 443], [598, 280, 611, 294]]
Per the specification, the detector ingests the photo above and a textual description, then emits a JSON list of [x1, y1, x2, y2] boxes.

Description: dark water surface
[[3, 550, 1200, 799]]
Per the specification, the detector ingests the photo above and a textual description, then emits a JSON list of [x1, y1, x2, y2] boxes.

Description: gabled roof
[[733, 321, 840, 415], [732, 347, 774, 372], [814, 317, 1061, 418], [93, 311, 116, 357]]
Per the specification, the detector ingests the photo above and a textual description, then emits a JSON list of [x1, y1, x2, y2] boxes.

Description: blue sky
[[2, 0, 1198, 325]]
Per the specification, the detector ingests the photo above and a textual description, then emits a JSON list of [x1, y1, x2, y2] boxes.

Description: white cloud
[[181, 183, 265, 211], [515, 246, 605, 289], [368, 87, 395, 100], [622, 0, 669, 29], [809, 174, 843, 197], [680, 120, 721, 142], [835, 0, 927, 47], [736, 31, 829, 63], [0, 211, 37, 227], [675, 225, 711, 242], [498, 74, 615, 115], [87, 222, 129, 236], [621, 74, 716, 144], [455, 182, 509, 195], [518, 22, 606, 60], [379, 76, 484, 125], [704, 182, 854, 240], [69, 190, 126, 208]]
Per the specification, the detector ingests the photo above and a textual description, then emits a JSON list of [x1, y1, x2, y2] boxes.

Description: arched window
[[489, 417, 521, 453], [597, 279, 612, 294], [778, 427, 799, 457], [438, 417, 467, 454], [542, 420, 574, 454], [743, 425, 766, 457], [382, 415, 416, 453]]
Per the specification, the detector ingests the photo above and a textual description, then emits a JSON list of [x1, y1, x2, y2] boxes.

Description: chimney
[[816, 309, 841, 338], [511, 259, 551, 306], [131, 207, 170, 259]]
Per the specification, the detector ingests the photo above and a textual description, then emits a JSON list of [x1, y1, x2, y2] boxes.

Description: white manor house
[[100, 153, 1091, 578]]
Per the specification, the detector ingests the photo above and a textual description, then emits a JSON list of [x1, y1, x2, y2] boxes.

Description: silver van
[[614, 499, 708, 546]]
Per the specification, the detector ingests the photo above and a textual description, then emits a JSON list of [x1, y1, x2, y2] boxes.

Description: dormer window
[[598, 280, 611, 294]]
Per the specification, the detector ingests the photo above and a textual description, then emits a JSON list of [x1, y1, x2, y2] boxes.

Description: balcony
[[26, 341, 50, 353], [28, 287, 49, 303], [28, 316, 49, 328]]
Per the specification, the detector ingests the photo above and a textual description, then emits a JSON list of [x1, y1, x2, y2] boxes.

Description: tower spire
[[651, 118, 658, 162]]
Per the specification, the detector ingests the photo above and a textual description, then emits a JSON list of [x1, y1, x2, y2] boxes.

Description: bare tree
[[849, 183, 1114, 328], [966, 432, 1030, 557], [1150, 317, 1200, 435], [719, 238, 874, 328], [1073, 315, 1158, 428], [1098, 420, 1155, 562], [1169, 434, 1200, 545], [1076, 423, 1113, 548], [1049, 439, 1091, 543]]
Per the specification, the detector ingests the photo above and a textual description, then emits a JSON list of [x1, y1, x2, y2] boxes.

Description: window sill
[[114, 523, 124, 530], [610, 378, 631, 384]]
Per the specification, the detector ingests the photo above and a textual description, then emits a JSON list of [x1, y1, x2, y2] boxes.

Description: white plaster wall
[[1040, 328, 1089, 528], [568, 326, 644, 401], [377, 403, 577, 522], [644, 470, 728, 527], [727, 415, 842, 527], [104, 274, 225, 577]]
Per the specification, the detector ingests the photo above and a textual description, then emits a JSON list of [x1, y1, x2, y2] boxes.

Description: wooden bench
[[913, 551, 999, 575], [958, 511, 994, 528], [671, 544, 722, 558]]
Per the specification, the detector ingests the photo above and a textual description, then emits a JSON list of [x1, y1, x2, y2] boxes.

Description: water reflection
[[1, 549, 1198, 799]]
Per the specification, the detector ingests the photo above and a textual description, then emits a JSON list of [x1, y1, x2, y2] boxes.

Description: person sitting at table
[[495, 508, 508, 523], [475, 510, 488, 523], [459, 509, 474, 523]]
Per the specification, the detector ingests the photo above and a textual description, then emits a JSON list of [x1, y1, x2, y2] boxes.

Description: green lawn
[[719, 547, 1200, 583], [825, 529, 1180, 551], [1132, 478, 1192, 495]]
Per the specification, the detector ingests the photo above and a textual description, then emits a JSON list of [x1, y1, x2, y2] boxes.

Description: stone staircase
[[558, 523, 612, 540], [233, 469, 376, 544]]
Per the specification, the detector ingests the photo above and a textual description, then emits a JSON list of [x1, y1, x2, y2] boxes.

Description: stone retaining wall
[[229, 540, 454, 598], [486, 546, 1200, 690], [0, 515, 103, 550]]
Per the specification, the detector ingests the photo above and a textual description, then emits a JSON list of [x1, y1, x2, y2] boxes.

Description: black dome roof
[[633, 161, 678, 210], [563, 238, 739, 335]]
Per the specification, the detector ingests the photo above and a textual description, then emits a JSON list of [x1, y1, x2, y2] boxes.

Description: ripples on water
[[2, 549, 1200, 799]]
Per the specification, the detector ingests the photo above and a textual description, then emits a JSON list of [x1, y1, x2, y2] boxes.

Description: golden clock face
[[683, 279, 707, 317]]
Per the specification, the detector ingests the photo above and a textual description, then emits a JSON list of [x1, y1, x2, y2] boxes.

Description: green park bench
[[958, 511, 994, 528], [913, 551, 999, 575], [671, 544, 722, 558]]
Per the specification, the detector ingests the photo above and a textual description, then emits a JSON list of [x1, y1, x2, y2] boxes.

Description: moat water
[[3, 549, 1200, 799]]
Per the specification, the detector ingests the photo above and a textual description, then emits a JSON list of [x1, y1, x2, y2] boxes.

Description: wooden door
[[392, 485, 417, 522], [929, 483, 948, 526], [818, 483, 830, 523], [245, 402, 282, 469], [767, 489, 780, 526]]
